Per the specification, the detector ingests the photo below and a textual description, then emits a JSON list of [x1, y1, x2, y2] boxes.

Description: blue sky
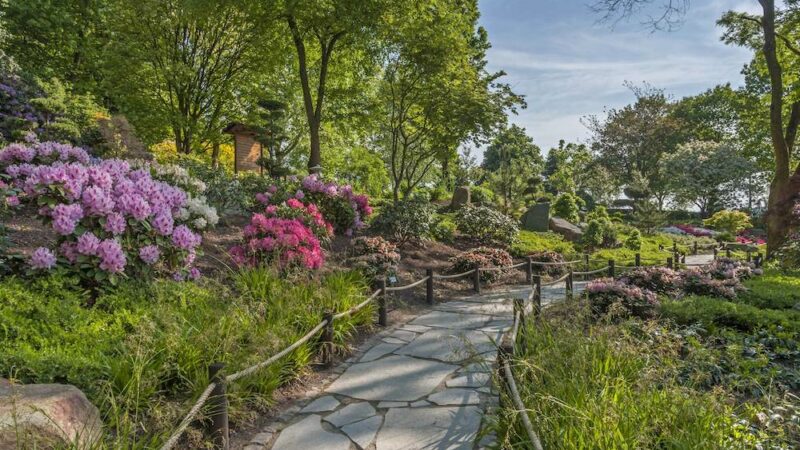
[[477, 0, 760, 153]]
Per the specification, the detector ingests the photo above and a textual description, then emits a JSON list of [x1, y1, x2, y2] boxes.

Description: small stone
[[382, 337, 406, 345], [376, 406, 481, 450], [410, 400, 430, 407], [341, 415, 383, 449], [428, 389, 481, 406], [446, 373, 490, 388], [378, 401, 407, 408], [360, 342, 402, 362], [271, 414, 350, 450], [324, 402, 376, 428], [300, 395, 340, 413]]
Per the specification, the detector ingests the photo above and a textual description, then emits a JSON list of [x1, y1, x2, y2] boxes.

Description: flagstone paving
[[241, 281, 583, 450]]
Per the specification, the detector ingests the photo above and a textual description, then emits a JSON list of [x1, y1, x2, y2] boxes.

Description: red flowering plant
[[264, 198, 334, 243], [229, 213, 324, 270], [449, 247, 513, 284]]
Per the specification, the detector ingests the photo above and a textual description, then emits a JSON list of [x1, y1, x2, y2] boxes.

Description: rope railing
[[573, 267, 608, 276], [433, 269, 476, 280], [333, 289, 381, 320], [540, 272, 570, 287], [502, 360, 544, 450], [385, 276, 430, 292]]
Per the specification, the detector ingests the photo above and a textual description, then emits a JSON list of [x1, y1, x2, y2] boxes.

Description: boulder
[[0, 382, 102, 449], [450, 186, 471, 210], [549, 217, 583, 242], [520, 203, 550, 232]]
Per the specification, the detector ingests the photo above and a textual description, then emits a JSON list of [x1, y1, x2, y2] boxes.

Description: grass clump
[[511, 231, 576, 257]]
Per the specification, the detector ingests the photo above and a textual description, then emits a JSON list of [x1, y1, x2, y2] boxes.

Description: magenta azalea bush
[[586, 277, 659, 319], [262, 198, 333, 242], [0, 140, 208, 284], [254, 174, 372, 236], [449, 247, 513, 284], [229, 213, 324, 270], [619, 266, 683, 296], [347, 236, 400, 279]]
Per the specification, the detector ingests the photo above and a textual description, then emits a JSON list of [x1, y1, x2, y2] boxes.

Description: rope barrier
[[528, 259, 582, 266], [333, 289, 381, 320], [572, 267, 608, 276], [385, 276, 430, 292], [159, 383, 218, 450], [432, 269, 476, 280], [502, 360, 544, 450], [541, 273, 570, 286]]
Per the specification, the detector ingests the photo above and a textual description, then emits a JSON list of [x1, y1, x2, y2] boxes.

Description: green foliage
[[510, 231, 577, 257], [454, 205, 519, 246], [0, 269, 371, 446], [704, 210, 753, 235], [469, 184, 495, 205], [662, 295, 800, 334], [369, 198, 436, 245], [630, 200, 667, 234], [324, 146, 389, 198], [583, 219, 604, 248], [551, 192, 582, 223], [482, 124, 542, 214], [449, 247, 513, 284], [431, 214, 457, 243], [624, 228, 643, 250]]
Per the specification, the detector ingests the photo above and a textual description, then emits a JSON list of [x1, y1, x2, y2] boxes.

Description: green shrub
[[551, 192, 582, 223], [585, 205, 610, 223], [510, 231, 576, 257], [624, 229, 643, 250], [431, 214, 457, 243], [370, 198, 436, 245], [583, 220, 604, 247], [660, 296, 800, 333], [703, 210, 752, 235], [738, 270, 800, 310], [449, 247, 513, 284], [454, 205, 518, 246], [470, 185, 495, 205]]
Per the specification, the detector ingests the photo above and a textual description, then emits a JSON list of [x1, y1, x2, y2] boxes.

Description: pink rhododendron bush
[[586, 277, 660, 319], [229, 213, 324, 270], [0, 140, 215, 285], [346, 236, 400, 279], [449, 247, 513, 284], [254, 174, 372, 236]]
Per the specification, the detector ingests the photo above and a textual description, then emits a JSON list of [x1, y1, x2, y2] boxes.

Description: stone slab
[[360, 342, 403, 362], [271, 415, 350, 450], [324, 402, 376, 428], [409, 310, 494, 330], [446, 373, 490, 388], [377, 401, 407, 409], [341, 415, 383, 449], [300, 395, 339, 413], [395, 328, 496, 363], [388, 330, 417, 342], [427, 389, 481, 406], [376, 406, 481, 450], [326, 355, 457, 402], [410, 400, 431, 407], [382, 337, 406, 345], [400, 324, 431, 333], [434, 301, 514, 316]]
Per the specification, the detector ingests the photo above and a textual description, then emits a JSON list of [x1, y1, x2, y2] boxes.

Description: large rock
[[0, 382, 102, 449], [520, 202, 550, 232], [549, 216, 583, 242], [450, 186, 471, 209]]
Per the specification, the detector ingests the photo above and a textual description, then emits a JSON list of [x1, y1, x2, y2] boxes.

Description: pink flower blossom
[[30, 247, 56, 269], [139, 245, 160, 265]]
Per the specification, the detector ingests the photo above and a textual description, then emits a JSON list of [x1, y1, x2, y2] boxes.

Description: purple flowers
[[96, 239, 126, 273], [172, 225, 201, 250], [30, 247, 56, 269], [139, 245, 161, 265], [76, 232, 101, 256]]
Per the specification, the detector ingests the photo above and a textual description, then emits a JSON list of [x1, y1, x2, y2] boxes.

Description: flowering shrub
[[619, 266, 682, 296], [454, 205, 519, 246], [370, 198, 436, 245], [229, 214, 323, 270], [528, 250, 566, 277], [586, 278, 659, 319], [680, 267, 742, 299], [0, 141, 206, 284], [254, 174, 372, 236], [260, 198, 333, 242], [347, 236, 400, 279], [449, 247, 513, 284], [672, 224, 715, 237]]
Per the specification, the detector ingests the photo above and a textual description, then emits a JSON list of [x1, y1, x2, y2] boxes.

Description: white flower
[[175, 207, 190, 221], [193, 217, 207, 229]]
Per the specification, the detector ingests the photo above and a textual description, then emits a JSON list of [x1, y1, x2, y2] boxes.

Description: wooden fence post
[[667, 257, 673, 269], [584, 254, 590, 273], [608, 259, 615, 278], [635, 253, 641, 267], [378, 278, 387, 327], [566, 269, 573, 301], [757, 252, 764, 268], [321, 310, 334, 368], [473, 263, 481, 294], [672, 242, 678, 254], [533, 275, 542, 316], [207, 363, 229, 450], [693, 241, 698, 255], [426, 268, 434, 305], [747, 251, 752, 263], [525, 257, 533, 284], [726, 248, 732, 258]]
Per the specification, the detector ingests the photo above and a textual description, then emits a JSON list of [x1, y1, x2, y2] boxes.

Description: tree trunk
[[211, 141, 221, 170]]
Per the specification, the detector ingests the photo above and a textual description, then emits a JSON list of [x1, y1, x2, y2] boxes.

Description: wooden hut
[[223, 122, 262, 174]]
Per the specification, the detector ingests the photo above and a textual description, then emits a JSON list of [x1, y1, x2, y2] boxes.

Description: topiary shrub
[[470, 185, 495, 205], [454, 205, 518, 246], [432, 215, 457, 243], [586, 278, 659, 319], [703, 210, 752, 235], [347, 236, 400, 279], [624, 229, 642, 250], [551, 192, 582, 223], [583, 220, 604, 248], [369, 198, 436, 245], [449, 247, 513, 284]]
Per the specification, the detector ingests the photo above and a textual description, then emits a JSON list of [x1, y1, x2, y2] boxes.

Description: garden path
[[239, 282, 581, 450]]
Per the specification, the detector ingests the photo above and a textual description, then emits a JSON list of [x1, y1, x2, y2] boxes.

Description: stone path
[[684, 253, 715, 266]]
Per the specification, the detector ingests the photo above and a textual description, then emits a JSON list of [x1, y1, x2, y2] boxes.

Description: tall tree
[[105, 0, 266, 154], [482, 124, 543, 214]]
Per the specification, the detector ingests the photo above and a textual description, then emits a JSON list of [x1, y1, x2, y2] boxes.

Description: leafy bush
[[585, 205, 610, 223], [624, 228, 642, 250], [772, 233, 800, 271], [619, 266, 682, 296], [586, 278, 659, 319], [449, 247, 513, 284], [703, 210, 752, 235], [347, 236, 400, 279], [551, 192, 582, 223], [454, 205, 518, 246], [431, 214, 457, 243], [661, 296, 800, 333], [1, 141, 207, 285], [583, 220, 604, 247], [260, 198, 333, 242], [229, 213, 324, 270], [470, 184, 495, 205], [528, 250, 566, 277], [511, 231, 576, 257], [681, 267, 743, 299], [369, 198, 435, 245]]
